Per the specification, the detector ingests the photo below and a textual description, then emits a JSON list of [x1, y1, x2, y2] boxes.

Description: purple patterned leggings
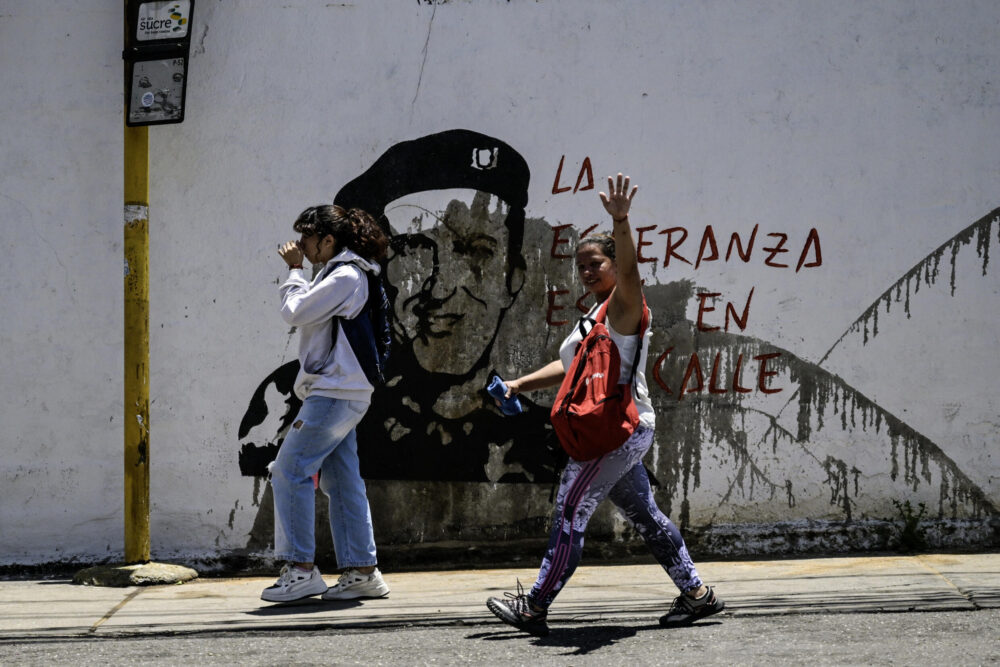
[[530, 425, 702, 608]]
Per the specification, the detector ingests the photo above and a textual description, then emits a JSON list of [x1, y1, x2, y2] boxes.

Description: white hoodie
[[279, 248, 381, 404]]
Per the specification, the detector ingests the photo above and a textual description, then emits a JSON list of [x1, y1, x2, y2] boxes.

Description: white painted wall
[[1, 0, 997, 565], [1, 3, 125, 563]]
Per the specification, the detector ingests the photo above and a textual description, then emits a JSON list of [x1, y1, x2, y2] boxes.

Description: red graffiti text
[[652, 348, 783, 400]]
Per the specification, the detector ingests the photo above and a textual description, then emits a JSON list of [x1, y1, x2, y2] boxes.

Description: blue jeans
[[269, 395, 377, 568]]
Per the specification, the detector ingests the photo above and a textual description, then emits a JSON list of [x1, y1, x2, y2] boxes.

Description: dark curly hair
[[293, 204, 389, 261], [576, 232, 615, 261]]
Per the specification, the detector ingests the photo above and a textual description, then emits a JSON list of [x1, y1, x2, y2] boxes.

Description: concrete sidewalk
[[1, 554, 997, 640]]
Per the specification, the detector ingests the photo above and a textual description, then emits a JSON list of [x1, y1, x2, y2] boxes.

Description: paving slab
[[703, 555, 996, 615], [0, 580, 135, 637], [910, 553, 1000, 609], [0, 554, 996, 640]]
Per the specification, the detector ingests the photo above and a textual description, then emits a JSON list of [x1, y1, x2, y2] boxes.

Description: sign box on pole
[[124, 1, 195, 126]]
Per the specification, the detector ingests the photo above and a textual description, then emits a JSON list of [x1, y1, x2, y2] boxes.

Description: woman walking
[[486, 175, 724, 635], [261, 204, 390, 603]]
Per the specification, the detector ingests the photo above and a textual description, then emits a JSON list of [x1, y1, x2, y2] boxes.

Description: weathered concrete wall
[[1, 0, 998, 568]]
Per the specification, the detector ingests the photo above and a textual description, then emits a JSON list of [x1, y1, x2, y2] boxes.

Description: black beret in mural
[[333, 129, 530, 220]]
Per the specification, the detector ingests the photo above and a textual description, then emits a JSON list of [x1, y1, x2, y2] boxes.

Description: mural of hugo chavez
[[239, 129, 565, 485]]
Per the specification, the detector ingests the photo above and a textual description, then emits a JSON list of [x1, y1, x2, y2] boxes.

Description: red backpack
[[550, 296, 650, 461]]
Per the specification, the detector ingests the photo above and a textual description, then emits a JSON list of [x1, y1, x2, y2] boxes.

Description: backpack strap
[[577, 301, 601, 339], [327, 259, 372, 302], [327, 260, 370, 348], [592, 294, 650, 386], [628, 295, 650, 385]]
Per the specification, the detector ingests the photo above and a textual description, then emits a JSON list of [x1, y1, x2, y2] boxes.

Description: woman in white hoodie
[[261, 204, 390, 604]]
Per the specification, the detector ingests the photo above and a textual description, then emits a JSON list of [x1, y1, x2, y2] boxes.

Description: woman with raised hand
[[485, 175, 724, 635]]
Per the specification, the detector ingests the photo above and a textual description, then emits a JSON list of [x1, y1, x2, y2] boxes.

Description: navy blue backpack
[[330, 262, 392, 386]]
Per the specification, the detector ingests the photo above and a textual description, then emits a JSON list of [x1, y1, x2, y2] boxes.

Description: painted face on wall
[[386, 190, 521, 376]]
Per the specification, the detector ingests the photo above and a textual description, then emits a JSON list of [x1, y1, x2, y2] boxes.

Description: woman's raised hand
[[599, 173, 638, 222]]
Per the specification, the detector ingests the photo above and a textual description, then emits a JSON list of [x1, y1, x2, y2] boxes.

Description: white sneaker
[[260, 564, 328, 603], [321, 568, 390, 600]]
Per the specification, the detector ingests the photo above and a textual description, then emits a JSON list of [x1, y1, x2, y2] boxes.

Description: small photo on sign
[[128, 58, 185, 124]]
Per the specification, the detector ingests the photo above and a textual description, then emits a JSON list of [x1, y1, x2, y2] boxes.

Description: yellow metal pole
[[124, 122, 151, 564]]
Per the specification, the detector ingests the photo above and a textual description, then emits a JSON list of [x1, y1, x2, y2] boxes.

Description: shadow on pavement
[[32, 581, 77, 586], [468, 621, 723, 655], [246, 599, 363, 616]]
